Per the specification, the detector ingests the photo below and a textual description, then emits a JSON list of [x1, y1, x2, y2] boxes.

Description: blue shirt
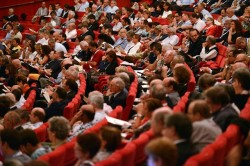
[[79, 1, 89, 12], [113, 38, 128, 49]]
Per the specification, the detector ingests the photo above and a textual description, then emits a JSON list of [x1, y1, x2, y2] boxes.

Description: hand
[[202, 42, 207, 48], [200, 67, 211, 73]]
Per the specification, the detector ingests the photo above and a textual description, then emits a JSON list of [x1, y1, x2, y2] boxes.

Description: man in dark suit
[[87, 14, 99, 32], [104, 77, 128, 109], [44, 87, 69, 121], [63, 78, 78, 101], [60, 4, 70, 18], [80, 22, 95, 40], [162, 113, 197, 166], [7, 8, 18, 22]]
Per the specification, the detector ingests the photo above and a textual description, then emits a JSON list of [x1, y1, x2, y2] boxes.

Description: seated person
[[63, 78, 78, 101], [146, 137, 177, 166], [3, 111, 23, 131], [104, 77, 128, 109], [74, 133, 101, 166], [99, 50, 119, 75], [204, 86, 238, 131], [44, 87, 69, 121], [19, 129, 51, 159], [199, 36, 218, 61], [68, 104, 95, 141], [173, 64, 191, 97], [232, 68, 250, 110], [163, 77, 180, 108], [65, 23, 77, 41], [0, 129, 31, 164], [93, 126, 122, 162], [188, 100, 222, 152], [162, 113, 197, 166], [22, 107, 45, 130], [46, 116, 70, 150]]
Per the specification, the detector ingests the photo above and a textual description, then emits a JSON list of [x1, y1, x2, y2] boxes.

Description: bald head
[[235, 54, 248, 66], [149, 79, 163, 87], [30, 107, 45, 123], [5, 93, 16, 106], [12, 59, 21, 68], [187, 100, 210, 122], [151, 107, 172, 136]]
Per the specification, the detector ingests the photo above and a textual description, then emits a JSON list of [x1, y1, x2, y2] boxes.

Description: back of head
[[0, 129, 21, 151], [198, 73, 216, 91], [100, 126, 121, 152], [48, 116, 70, 140], [88, 91, 104, 109], [76, 133, 101, 159], [4, 111, 21, 129], [150, 83, 166, 101], [164, 113, 193, 140], [204, 86, 230, 107], [19, 129, 39, 147], [146, 137, 177, 166], [232, 67, 250, 91], [55, 87, 67, 100], [189, 100, 211, 119]]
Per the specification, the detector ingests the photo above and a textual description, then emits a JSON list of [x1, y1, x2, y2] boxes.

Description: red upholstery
[[21, 90, 36, 112], [34, 122, 48, 142], [132, 134, 149, 165], [184, 146, 214, 166], [215, 43, 227, 68], [63, 102, 75, 120], [38, 145, 66, 166], [63, 140, 78, 166], [77, 12, 85, 18], [210, 135, 227, 166], [118, 143, 136, 166], [239, 98, 250, 120], [223, 125, 242, 154], [173, 92, 190, 112], [176, 33, 184, 46], [95, 152, 122, 166], [68, 41, 77, 53]]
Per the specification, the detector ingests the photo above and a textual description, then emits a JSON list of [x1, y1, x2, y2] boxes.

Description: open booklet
[[106, 116, 131, 128], [41, 89, 51, 103]]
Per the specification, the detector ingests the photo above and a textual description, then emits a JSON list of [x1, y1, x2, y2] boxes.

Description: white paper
[[106, 116, 131, 127], [74, 56, 81, 63], [120, 61, 135, 66]]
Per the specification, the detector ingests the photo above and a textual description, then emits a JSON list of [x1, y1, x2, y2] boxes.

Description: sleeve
[[200, 47, 218, 60]]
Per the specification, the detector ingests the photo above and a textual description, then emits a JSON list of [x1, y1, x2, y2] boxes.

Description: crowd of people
[[0, 0, 250, 165]]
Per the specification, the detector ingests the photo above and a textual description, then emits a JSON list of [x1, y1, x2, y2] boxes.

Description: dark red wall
[[0, 0, 130, 20]]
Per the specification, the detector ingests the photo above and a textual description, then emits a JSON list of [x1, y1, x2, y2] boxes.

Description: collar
[[174, 139, 186, 144]]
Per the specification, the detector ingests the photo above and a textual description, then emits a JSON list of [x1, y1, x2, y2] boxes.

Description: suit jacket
[[176, 140, 196, 166], [104, 89, 128, 109], [45, 100, 69, 121], [8, 14, 18, 22], [187, 37, 204, 57], [44, 59, 62, 79], [88, 21, 99, 32], [67, 90, 77, 101], [62, 41, 69, 51], [212, 104, 238, 131], [104, 60, 119, 75], [80, 30, 95, 40], [75, 49, 92, 61], [60, 10, 68, 18]]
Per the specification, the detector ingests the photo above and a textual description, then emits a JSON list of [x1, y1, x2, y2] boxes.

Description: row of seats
[[21, 89, 36, 112], [184, 98, 250, 166], [37, 105, 123, 166]]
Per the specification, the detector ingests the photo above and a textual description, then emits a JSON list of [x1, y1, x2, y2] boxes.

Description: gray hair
[[68, 10, 75, 17], [150, 83, 167, 101], [48, 116, 70, 140], [112, 77, 125, 91], [80, 40, 89, 47], [118, 72, 130, 87], [88, 91, 104, 109]]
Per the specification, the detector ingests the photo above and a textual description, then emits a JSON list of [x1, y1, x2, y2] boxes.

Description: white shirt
[[124, 41, 135, 54], [22, 121, 43, 130], [55, 42, 67, 53], [161, 35, 179, 46], [193, 19, 206, 32], [93, 110, 106, 124], [162, 10, 172, 19], [128, 42, 141, 56], [36, 38, 48, 45], [200, 45, 218, 60], [79, 1, 89, 12], [106, 6, 119, 14], [112, 22, 123, 32], [65, 29, 77, 40], [56, 8, 63, 17]]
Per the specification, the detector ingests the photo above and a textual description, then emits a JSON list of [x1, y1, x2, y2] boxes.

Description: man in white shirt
[[22, 108, 45, 130], [79, 0, 89, 12], [190, 13, 206, 32], [161, 27, 180, 46], [122, 31, 135, 54], [197, 3, 212, 21], [48, 38, 67, 53], [112, 15, 123, 33], [224, 7, 239, 23], [106, 0, 119, 14], [55, 3, 63, 17], [65, 23, 77, 41], [32, 1, 48, 23], [200, 36, 218, 61]]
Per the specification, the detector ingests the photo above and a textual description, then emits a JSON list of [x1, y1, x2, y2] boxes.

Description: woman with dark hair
[[0, 55, 9, 80], [93, 126, 122, 162], [228, 20, 243, 45], [173, 65, 191, 97], [161, 2, 172, 19], [74, 133, 101, 166], [38, 45, 50, 65], [203, 17, 217, 37], [4, 63, 17, 87], [99, 50, 119, 75], [151, 3, 163, 17]]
